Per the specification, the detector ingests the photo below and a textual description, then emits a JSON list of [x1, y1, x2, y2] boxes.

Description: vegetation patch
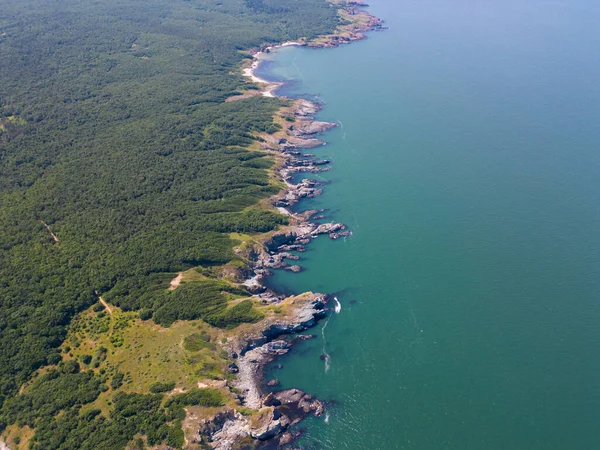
[[184, 333, 216, 352], [149, 381, 176, 394], [116, 279, 263, 329], [0, 0, 342, 446], [1, 368, 105, 428], [60, 306, 230, 402], [207, 300, 264, 329]]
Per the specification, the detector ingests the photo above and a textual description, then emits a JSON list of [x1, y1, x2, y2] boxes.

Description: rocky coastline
[[192, 294, 328, 449], [308, 0, 386, 48], [194, 2, 383, 448], [193, 97, 350, 449]]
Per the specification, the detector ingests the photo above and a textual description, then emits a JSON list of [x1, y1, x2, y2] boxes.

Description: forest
[[0, 0, 341, 446]]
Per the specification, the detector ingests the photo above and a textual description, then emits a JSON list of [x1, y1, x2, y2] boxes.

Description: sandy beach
[[242, 42, 303, 97]]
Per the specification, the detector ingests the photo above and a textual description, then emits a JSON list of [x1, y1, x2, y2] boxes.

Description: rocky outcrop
[[192, 294, 328, 449], [226, 294, 327, 413], [242, 296, 327, 351], [284, 136, 327, 150], [283, 162, 330, 176], [196, 389, 325, 449], [348, 0, 370, 6], [308, 1, 385, 49], [250, 221, 351, 275], [235, 340, 290, 409], [226, 363, 239, 374], [295, 99, 321, 116], [273, 179, 323, 208], [289, 120, 337, 137], [273, 388, 325, 420], [287, 158, 330, 167]]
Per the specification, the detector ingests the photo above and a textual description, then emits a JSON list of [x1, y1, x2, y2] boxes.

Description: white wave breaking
[[321, 315, 331, 373], [334, 296, 342, 314]]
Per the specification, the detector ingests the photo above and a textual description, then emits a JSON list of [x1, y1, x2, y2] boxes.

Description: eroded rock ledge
[[189, 294, 328, 449], [196, 389, 323, 449]]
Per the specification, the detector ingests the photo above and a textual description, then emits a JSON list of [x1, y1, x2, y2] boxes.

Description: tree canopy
[[0, 0, 340, 446]]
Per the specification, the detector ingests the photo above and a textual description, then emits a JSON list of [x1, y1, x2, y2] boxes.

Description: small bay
[[257, 1, 600, 448]]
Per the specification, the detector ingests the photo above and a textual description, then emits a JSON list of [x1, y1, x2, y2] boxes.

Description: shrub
[[61, 360, 80, 374], [139, 309, 153, 321], [183, 333, 215, 352], [149, 381, 176, 394], [110, 372, 124, 390]]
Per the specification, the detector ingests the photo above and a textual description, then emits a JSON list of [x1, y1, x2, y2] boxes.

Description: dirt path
[[94, 291, 113, 315], [99, 297, 112, 315], [169, 273, 183, 291], [41, 221, 59, 243], [94, 291, 115, 336]]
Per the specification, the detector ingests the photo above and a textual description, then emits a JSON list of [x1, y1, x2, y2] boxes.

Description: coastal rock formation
[[236, 340, 290, 409], [196, 388, 325, 449], [274, 388, 325, 420], [190, 295, 328, 449], [283, 163, 330, 176], [289, 120, 337, 137], [259, 96, 336, 154], [295, 99, 321, 116], [281, 135, 327, 150], [273, 179, 323, 208], [245, 217, 352, 289], [287, 158, 330, 167], [250, 221, 350, 274], [221, 96, 348, 448], [307, 1, 385, 49], [227, 294, 327, 406]]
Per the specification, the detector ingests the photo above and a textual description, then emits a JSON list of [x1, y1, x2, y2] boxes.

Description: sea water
[[256, 1, 600, 448]]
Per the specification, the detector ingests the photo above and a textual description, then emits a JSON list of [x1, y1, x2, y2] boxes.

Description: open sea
[[255, 1, 600, 448]]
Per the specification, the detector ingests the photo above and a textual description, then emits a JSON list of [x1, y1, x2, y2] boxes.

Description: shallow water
[[256, 1, 600, 448]]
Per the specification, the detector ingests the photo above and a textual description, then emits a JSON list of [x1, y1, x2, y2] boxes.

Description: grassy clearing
[[1, 424, 34, 450], [61, 306, 232, 417], [229, 232, 254, 243], [179, 267, 208, 284]]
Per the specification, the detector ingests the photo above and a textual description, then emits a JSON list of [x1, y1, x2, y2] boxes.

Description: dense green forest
[[0, 0, 340, 446]]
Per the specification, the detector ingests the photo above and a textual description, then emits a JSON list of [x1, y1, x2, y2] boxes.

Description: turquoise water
[[256, 1, 600, 448]]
